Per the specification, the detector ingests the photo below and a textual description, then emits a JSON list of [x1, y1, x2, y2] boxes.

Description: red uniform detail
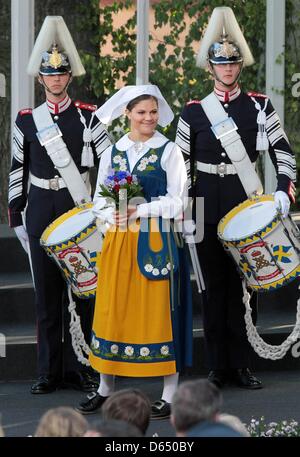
[[247, 92, 268, 99], [186, 100, 201, 106], [74, 100, 97, 111], [7, 209, 11, 227], [19, 109, 32, 115], [288, 181, 296, 204]]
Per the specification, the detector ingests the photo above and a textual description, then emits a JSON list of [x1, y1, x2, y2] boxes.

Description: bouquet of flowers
[[98, 170, 143, 209]]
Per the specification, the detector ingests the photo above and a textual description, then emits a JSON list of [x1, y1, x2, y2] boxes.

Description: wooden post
[[265, 0, 286, 193], [136, 0, 149, 85], [11, 0, 35, 147]]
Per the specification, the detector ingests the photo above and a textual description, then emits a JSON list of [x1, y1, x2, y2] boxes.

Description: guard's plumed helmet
[[196, 7, 254, 69], [27, 16, 85, 77], [40, 43, 71, 75], [208, 30, 243, 65]]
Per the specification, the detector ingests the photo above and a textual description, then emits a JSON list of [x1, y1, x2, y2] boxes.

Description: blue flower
[[104, 178, 113, 187], [116, 171, 128, 180]]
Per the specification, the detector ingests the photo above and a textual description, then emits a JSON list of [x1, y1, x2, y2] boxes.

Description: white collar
[[214, 85, 241, 103], [46, 95, 72, 114], [115, 131, 168, 151]]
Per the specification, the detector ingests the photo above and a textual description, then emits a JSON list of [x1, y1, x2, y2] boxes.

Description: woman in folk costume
[[76, 85, 193, 420]]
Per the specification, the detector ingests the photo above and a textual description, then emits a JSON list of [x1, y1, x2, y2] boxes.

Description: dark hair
[[126, 94, 158, 111], [86, 419, 143, 437], [171, 380, 223, 433], [102, 388, 151, 435]]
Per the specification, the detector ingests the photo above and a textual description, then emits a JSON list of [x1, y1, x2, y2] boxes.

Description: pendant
[[133, 141, 144, 154]]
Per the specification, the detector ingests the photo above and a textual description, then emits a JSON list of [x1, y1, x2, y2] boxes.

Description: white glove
[[182, 219, 196, 244], [274, 191, 290, 218], [14, 225, 29, 253], [92, 198, 115, 234]]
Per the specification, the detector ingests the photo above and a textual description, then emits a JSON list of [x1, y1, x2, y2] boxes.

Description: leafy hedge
[[75, 0, 299, 205]]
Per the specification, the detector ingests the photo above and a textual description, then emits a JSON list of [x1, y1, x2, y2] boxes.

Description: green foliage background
[[77, 0, 268, 138], [76, 0, 299, 206]]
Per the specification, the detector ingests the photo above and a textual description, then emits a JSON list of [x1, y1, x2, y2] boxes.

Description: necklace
[[133, 141, 144, 154]]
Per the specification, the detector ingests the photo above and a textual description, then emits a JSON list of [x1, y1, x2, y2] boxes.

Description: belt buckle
[[49, 175, 60, 191], [217, 163, 227, 177]]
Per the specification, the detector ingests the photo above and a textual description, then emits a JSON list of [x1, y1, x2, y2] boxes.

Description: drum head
[[46, 208, 95, 245], [221, 198, 277, 241]]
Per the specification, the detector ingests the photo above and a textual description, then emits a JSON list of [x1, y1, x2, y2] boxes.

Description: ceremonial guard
[[176, 7, 296, 388], [8, 17, 111, 394]]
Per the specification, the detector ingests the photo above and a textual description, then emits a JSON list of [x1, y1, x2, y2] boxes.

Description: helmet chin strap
[[38, 74, 72, 97], [211, 64, 243, 88]]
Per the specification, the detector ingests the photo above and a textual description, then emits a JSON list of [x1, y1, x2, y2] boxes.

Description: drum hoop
[[218, 195, 276, 242], [224, 216, 281, 247], [247, 266, 300, 291], [40, 203, 94, 247]]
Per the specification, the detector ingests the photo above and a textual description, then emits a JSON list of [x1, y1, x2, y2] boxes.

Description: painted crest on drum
[[218, 195, 300, 292], [40, 204, 103, 298]]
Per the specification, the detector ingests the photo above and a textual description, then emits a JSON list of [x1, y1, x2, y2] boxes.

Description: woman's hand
[[114, 206, 137, 226]]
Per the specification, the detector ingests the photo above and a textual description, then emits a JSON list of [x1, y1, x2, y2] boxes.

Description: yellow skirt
[[89, 221, 176, 377]]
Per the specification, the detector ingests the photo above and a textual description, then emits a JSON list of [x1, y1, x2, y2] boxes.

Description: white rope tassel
[[243, 280, 300, 360], [67, 285, 91, 366], [251, 97, 269, 151], [77, 108, 94, 167]]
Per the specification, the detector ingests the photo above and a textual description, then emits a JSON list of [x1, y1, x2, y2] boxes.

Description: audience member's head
[[84, 419, 143, 437], [34, 406, 88, 437], [102, 388, 151, 435], [217, 413, 250, 437], [171, 379, 222, 436]]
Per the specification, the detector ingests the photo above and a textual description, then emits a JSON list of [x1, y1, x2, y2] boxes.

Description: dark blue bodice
[[111, 142, 169, 202]]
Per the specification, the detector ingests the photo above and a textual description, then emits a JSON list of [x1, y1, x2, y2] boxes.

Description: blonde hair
[[35, 407, 88, 437]]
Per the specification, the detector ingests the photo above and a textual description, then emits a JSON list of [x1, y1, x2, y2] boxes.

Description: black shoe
[[63, 371, 99, 392], [231, 368, 263, 390], [207, 370, 228, 388], [75, 392, 108, 415], [151, 400, 171, 420], [31, 376, 60, 394]]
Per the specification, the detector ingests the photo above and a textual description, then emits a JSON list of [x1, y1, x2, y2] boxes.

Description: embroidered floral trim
[[90, 334, 174, 363], [143, 260, 173, 277], [137, 153, 158, 172], [113, 155, 127, 171]]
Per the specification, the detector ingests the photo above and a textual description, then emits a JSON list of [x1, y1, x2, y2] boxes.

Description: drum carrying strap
[[201, 92, 263, 197], [32, 103, 91, 205], [242, 280, 300, 360]]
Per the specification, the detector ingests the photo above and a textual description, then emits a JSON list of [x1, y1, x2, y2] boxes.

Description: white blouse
[[93, 131, 188, 219]]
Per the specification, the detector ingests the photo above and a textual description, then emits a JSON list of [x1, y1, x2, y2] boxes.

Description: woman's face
[[126, 98, 159, 138]]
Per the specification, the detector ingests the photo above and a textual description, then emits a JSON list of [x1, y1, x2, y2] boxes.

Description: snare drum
[[218, 195, 300, 292], [40, 204, 103, 298]]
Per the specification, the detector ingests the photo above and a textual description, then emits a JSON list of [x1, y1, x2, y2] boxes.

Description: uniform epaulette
[[19, 108, 32, 115], [74, 100, 97, 111], [186, 100, 201, 106], [247, 92, 268, 99]]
